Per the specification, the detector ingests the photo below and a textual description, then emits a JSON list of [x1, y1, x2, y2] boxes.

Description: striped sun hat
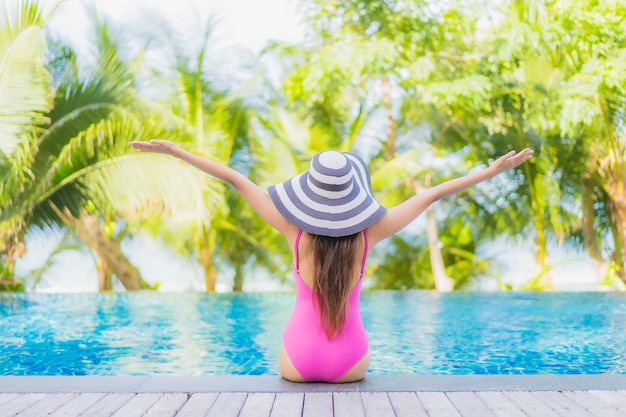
[[268, 151, 387, 237]]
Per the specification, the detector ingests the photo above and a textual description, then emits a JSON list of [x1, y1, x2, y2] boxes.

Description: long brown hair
[[310, 232, 362, 339]]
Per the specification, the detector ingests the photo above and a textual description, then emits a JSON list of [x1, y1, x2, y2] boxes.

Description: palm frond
[[50, 48, 135, 120], [79, 154, 221, 224], [29, 109, 222, 229], [0, 2, 52, 227], [0, 124, 35, 190], [33, 19, 142, 178], [32, 103, 122, 178], [0, 24, 51, 157], [0, 0, 46, 46], [51, 109, 142, 178]]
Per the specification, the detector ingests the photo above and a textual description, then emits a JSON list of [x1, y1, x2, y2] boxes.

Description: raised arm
[[129, 140, 294, 235], [368, 148, 534, 244]]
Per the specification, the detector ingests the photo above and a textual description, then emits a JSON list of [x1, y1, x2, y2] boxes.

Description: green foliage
[[4, 0, 626, 291], [371, 217, 497, 290], [370, 234, 432, 289], [0, 1, 51, 206]]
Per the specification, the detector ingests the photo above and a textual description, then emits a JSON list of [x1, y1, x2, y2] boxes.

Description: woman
[[129, 140, 533, 383]]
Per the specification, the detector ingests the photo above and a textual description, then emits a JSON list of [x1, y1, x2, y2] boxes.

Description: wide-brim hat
[[268, 151, 387, 237]]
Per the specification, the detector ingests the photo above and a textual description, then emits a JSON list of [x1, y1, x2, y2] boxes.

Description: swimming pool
[[0, 291, 624, 376]]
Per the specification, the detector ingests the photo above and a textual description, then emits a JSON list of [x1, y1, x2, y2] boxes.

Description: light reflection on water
[[0, 291, 624, 376]]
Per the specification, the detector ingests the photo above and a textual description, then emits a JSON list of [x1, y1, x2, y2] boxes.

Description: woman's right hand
[[488, 148, 534, 175], [129, 139, 180, 155]]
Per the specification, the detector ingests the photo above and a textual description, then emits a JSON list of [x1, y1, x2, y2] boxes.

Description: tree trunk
[[73, 213, 145, 290], [0, 235, 25, 278], [381, 75, 396, 159], [606, 173, 626, 284], [534, 231, 553, 288], [0, 235, 24, 290], [426, 206, 453, 292], [199, 246, 217, 292], [204, 265, 217, 292], [581, 178, 608, 285], [233, 264, 244, 292], [97, 258, 113, 291], [51, 206, 146, 291], [197, 227, 220, 292], [530, 204, 553, 290]]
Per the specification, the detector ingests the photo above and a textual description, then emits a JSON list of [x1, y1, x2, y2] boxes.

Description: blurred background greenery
[[1, 0, 625, 293]]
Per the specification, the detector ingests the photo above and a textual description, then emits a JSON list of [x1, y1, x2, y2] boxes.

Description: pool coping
[[1, 375, 625, 393]]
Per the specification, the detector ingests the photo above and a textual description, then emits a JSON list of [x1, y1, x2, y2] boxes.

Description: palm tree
[[0, 0, 52, 287], [370, 150, 456, 290], [545, 0, 626, 287], [279, 0, 519, 291], [130, 12, 267, 291], [388, 0, 594, 290], [1, 2, 213, 291], [483, 0, 626, 288]]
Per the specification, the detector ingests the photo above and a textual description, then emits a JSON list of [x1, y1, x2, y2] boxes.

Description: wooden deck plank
[[48, 393, 107, 416], [563, 391, 626, 417], [79, 393, 136, 416], [361, 392, 395, 417], [269, 393, 304, 417], [177, 393, 219, 417], [589, 390, 626, 412], [416, 392, 463, 417], [388, 392, 428, 417], [16, 393, 77, 417], [474, 391, 528, 417], [3, 394, 48, 416], [302, 392, 333, 417], [145, 393, 189, 417], [531, 391, 595, 417], [446, 392, 496, 417], [239, 393, 276, 417], [205, 393, 248, 417], [503, 391, 561, 417], [332, 392, 365, 417], [2, 389, 626, 417], [0, 394, 21, 407], [110, 393, 163, 417]]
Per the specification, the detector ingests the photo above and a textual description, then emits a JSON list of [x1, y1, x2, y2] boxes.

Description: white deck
[[1, 375, 625, 416], [2, 390, 626, 416]]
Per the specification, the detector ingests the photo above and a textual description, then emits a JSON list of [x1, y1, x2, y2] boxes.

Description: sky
[[17, 0, 599, 292], [41, 0, 304, 54]]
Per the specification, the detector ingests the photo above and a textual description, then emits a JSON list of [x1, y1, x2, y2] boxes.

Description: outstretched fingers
[[129, 139, 177, 154], [501, 148, 533, 170], [129, 141, 149, 152], [492, 148, 534, 172], [511, 148, 534, 166]]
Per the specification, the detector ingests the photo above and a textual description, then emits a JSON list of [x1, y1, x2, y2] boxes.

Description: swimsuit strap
[[294, 229, 368, 274], [295, 229, 304, 270]]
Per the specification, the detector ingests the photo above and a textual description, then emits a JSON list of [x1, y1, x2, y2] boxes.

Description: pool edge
[[1, 374, 625, 393]]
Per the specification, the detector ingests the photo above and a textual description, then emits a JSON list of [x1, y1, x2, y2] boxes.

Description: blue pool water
[[0, 291, 624, 376]]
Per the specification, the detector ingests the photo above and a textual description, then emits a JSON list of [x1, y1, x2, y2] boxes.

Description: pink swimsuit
[[282, 229, 369, 382]]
